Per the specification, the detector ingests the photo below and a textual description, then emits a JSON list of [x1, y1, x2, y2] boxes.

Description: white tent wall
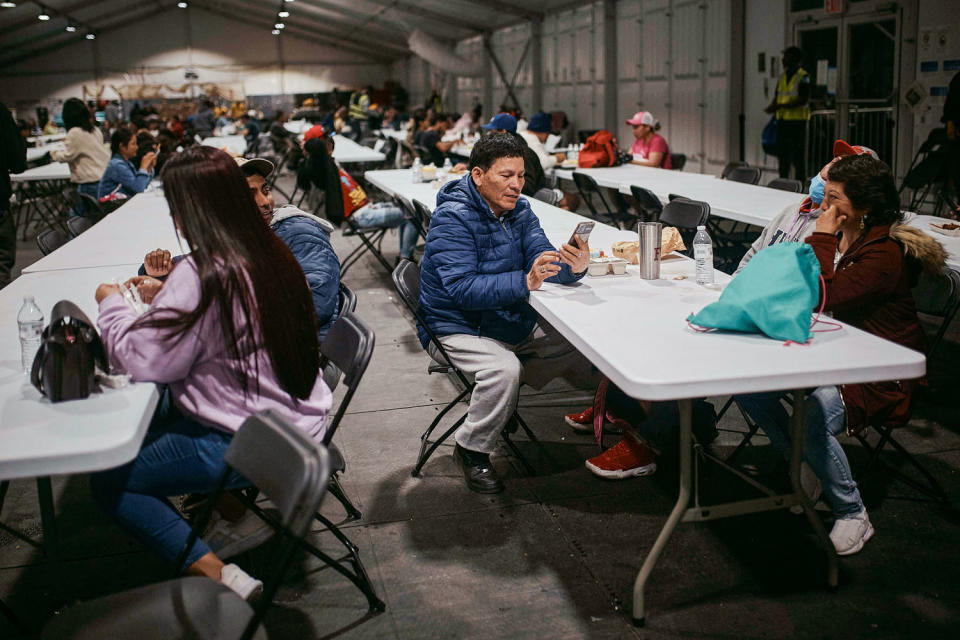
[[742, 0, 787, 172], [1, 6, 389, 109]]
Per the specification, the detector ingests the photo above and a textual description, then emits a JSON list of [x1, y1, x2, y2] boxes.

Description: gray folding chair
[[42, 411, 332, 640], [721, 161, 747, 179], [766, 178, 804, 193], [67, 215, 94, 237], [629, 185, 664, 222], [572, 171, 632, 229], [658, 197, 710, 257], [725, 166, 762, 185], [669, 153, 687, 171], [36, 226, 69, 255]]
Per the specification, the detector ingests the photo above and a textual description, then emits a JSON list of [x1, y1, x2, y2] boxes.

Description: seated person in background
[[736, 139, 878, 274], [626, 111, 672, 169], [91, 146, 332, 601], [193, 99, 216, 139], [98, 128, 155, 200], [418, 132, 592, 494], [269, 110, 293, 154], [519, 111, 580, 210], [154, 128, 179, 172], [415, 115, 455, 166], [450, 104, 482, 136], [50, 97, 110, 217], [737, 155, 945, 556], [238, 112, 260, 156], [298, 137, 417, 263], [133, 131, 159, 171], [142, 156, 341, 343]]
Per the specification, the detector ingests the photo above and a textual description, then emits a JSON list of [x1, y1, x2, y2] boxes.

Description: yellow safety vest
[[348, 92, 370, 121], [776, 68, 810, 121]]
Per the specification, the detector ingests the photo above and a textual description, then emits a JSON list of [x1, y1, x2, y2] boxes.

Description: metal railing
[[806, 106, 896, 178]]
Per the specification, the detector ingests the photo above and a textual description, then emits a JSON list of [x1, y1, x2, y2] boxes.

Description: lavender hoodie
[[98, 257, 332, 443]]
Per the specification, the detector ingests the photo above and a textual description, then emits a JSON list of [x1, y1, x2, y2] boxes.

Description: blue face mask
[[808, 173, 825, 204]]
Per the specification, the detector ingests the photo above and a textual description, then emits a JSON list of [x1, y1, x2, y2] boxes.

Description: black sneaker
[[454, 444, 504, 494]]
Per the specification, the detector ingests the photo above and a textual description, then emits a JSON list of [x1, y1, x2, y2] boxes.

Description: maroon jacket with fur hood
[[806, 223, 946, 434]]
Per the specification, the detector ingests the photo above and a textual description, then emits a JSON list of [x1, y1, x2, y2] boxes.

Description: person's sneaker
[[829, 509, 874, 556], [565, 406, 594, 433], [219, 563, 263, 602], [204, 509, 277, 559], [585, 435, 658, 479], [790, 462, 823, 515], [454, 444, 504, 494]]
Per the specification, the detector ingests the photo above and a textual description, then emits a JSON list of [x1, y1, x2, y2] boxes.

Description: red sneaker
[[564, 406, 594, 433], [585, 435, 657, 479]]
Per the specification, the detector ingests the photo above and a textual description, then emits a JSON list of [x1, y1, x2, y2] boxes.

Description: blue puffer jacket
[[417, 174, 582, 348], [270, 206, 341, 341]]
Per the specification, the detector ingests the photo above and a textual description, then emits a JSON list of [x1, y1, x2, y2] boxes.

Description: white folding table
[[914, 216, 960, 272], [22, 192, 183, 274], [365, 167, 927, 625], [332, 136, 386, 164], [201, 135, 247, 156], [11, 162, 70, 183]]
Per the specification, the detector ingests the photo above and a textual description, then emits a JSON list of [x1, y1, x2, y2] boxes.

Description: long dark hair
[[298, 137, 344, 225], [827, 154, 902, 228], [110, 128, 134, 155], [62, 98, 93, 133], [144, 146, 319, 399]]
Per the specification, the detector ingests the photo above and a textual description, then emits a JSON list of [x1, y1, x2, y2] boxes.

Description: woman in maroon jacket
[[738, 154, 945, 557]]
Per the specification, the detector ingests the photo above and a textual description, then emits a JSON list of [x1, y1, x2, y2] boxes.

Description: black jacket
[[0, 101, 27, 208]]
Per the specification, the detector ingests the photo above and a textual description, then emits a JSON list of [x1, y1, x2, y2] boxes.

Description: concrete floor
[[2, 174, 959, 639]]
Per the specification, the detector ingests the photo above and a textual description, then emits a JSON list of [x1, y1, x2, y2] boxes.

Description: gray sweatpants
[[431, 321, 590, 454]]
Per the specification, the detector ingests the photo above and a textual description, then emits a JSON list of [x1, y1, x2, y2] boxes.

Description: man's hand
[[143, 249, 172, 277], [815, 204, 847, 235], [95, 283, 122, 303], [125, 276, 163, 304], [527, 251, 562, 291], [558, 235, 589, 274]]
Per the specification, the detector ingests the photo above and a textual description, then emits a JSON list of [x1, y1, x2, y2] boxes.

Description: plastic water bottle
[[442, 156, 452, 173], [694, 225, 714, 286], [411, 157, 422, 183], [18, 296, 44, 374]]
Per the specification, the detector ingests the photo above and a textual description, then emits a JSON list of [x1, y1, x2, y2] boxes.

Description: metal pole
[[531, 17, 544, 112], [603, 0, 618, 133]]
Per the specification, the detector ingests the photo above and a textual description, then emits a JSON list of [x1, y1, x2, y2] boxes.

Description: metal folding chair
[[67, 215, 94, 237], [658, 196, 710, 256], [391, 260, 541, 477], [629, 185, 664, 223], [572, 171, 632, 229], [412, 199, 433, 232], [725, 166, 762, 185], [42, 411, 334, 640], [36, 225, 69, 255], [669, 153, 687, 171], [766, 178, 804, 193], [720, 161, 747, 179]]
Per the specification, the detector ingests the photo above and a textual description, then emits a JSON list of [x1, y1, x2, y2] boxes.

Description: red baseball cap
[[833, 139, 878, 159], [303, 124, 326, 142]]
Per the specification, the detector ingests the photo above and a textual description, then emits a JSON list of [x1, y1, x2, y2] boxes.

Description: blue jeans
[[90, 392, 249, 570], [352, 201, 418, 259], [735, 386, 863, 517], [72, 182, 100, 218]]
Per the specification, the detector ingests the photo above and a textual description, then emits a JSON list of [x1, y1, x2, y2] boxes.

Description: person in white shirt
[[519, 111, 579, 210], [49, 98, 110, 217]]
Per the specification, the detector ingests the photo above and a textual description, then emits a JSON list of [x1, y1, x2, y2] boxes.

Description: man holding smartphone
[[417, 132, 592, 494]]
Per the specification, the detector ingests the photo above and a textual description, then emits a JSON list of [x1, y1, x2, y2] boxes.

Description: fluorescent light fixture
[[274, 22, 284, 29], [272, 29, 280, 35], [65, 24, 76, 32], [86, 33, 95, 39], [278, 10, 289, 17], [0, 3, 18, 9], [177, 2, 188, 8], [38, 12, 50, 20]]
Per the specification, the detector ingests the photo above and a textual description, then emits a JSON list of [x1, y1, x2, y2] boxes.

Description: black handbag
[[30, 301, 107, 403]]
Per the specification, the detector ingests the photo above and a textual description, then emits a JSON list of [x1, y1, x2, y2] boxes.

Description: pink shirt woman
[[626, 111, 672, 169]]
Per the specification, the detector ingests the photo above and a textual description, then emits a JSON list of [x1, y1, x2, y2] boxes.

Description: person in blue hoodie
[[418, 132, 590, 494]]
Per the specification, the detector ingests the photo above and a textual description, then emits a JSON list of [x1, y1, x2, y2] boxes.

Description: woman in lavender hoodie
[[89, 146, 332, 600]]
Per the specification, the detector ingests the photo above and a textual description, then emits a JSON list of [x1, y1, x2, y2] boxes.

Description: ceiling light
[[0, 3, 18, 9], [278, 10, 289, 17], [284, 0, 294, 3], [274, 22, 284, 29], [38, 12, 50, 21], [177, 2, 188, 8], [271, 29, 280, 35], [86, 33, 95, 40], [65, 24, 76, 32]]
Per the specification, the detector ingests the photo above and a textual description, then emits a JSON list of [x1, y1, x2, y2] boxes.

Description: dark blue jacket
[[138, 206, 340, 341], [417, 174, 582, 348]]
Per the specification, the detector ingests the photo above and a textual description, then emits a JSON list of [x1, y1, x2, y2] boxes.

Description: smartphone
[[568, 221, 595, 247]]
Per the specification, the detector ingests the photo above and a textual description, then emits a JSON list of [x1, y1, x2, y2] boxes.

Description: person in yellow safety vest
[[765, 46, 811, 180], [347, 85, 373, 141]]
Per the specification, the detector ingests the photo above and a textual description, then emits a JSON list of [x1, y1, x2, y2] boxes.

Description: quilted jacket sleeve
[[277, 219, 341, 340], [431, 209, 529, 311], [520, 212, 581, 285]]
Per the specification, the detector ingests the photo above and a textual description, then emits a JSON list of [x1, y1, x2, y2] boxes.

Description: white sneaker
[[204, 509, 277, 559], [829, 509, 874, 556], [790, 462, 823, 515], [219, 563, 263, 602]]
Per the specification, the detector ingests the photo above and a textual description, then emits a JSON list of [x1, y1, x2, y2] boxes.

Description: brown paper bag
[[611, 227, 687, 264]]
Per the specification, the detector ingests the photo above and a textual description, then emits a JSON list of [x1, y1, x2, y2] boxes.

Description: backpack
[[578, 130, 628, 168], [761, 116, 778, 156], [30, 301, 108, 403]]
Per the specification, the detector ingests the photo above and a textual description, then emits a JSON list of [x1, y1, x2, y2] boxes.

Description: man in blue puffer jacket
[[418, 132, 591, 494]]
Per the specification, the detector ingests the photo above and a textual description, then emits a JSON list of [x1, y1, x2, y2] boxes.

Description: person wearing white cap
[[625, 111, 672, 169]]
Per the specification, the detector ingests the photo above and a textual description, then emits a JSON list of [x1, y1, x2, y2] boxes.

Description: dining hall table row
[[363, 167, 925, 625]]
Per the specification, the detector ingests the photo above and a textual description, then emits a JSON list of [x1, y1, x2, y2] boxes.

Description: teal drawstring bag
[[687, 242, 821, 343]]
